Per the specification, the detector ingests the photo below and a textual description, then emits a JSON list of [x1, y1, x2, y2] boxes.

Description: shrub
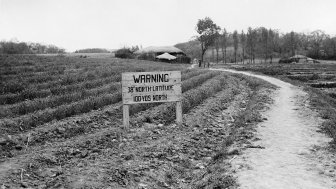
[[176, 56, 191, 64], [115, 48, 134, 59], [137, 53, 155, 61], [329, 93, 336, 99], [310, 73, 320, 80]]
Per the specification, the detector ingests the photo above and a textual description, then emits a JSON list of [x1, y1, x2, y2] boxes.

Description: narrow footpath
[[210, 68, 336, 189]]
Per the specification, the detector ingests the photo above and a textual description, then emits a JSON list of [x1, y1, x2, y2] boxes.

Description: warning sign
[[121, 71, 181, 104]]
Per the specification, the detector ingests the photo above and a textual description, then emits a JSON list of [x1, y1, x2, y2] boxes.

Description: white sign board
[[122, 71, 182, 105]]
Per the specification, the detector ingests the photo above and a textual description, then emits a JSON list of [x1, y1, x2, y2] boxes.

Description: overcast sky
[[1, 0, 335, 52]]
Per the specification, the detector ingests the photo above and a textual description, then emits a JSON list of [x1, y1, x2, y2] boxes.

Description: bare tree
[[290, 31, 297, 56], [240, 30, 246, 64], [323, 37, 336, 58], [233, 30, 238, 63], [212, 46, 215, 63], [261, 27, 269, 63], [214, 33, 221, 63], [246, 27, 257, 63], [308, 30, 328, 58], [221, 29, 228, 64], [281, 31, 299, 57], [268, 29, 279, 63]]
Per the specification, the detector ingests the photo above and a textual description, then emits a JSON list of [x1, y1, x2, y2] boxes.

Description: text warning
[[122, 71, 181, 104]]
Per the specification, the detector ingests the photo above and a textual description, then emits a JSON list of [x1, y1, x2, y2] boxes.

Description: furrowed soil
[[211, 68, 336, 189], [0, 59, 275, 188]]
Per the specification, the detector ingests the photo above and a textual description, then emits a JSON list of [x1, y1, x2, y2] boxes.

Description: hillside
[[175, 40, 238, 63]]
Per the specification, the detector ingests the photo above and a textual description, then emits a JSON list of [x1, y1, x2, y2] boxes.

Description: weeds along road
[[210, 68, 336, 189]]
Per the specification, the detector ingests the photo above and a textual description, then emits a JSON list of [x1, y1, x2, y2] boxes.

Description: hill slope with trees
[[0, 40, 65, 54], [176, 18, 336, 64]]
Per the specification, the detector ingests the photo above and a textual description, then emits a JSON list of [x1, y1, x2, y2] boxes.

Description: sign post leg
[[176, 101, 182, 125], [123, 105, 130, 129]]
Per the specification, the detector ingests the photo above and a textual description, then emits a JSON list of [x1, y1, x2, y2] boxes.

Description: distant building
[[279, 55, 319, 63], [135, 46, 191, 63]]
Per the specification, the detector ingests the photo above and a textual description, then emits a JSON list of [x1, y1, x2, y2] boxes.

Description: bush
[[137, 53, 156, 61], [176, 56, 191, 64], [329, 93, 336, 99], [115, 48, 134, 59]]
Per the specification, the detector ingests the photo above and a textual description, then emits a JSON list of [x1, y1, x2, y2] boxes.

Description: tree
[[268, 29, 276, 63], [0, 41, 32, 54], [323, 37, 336, 59], [281, 31, 299, 57], [75, 48, 110, 53], [261, 27, 269, 63], [221, 29, 228, 64], [246, 27, 257, 63], [233, 30, 238, 63], [240, 30, 246, 64], [214, 33, 221, 63], [175, 40, 202, 59], [195, 17, 220, 67], [307, 30, 328, 58], [290, 31, 297, 56]]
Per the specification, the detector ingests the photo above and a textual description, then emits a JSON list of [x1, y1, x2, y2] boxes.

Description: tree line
[[176, 17, 336, 65], [0, 41, 65, 54], [74, 48, 110, 53]]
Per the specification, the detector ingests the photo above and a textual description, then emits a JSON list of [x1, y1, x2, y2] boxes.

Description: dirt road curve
[[211, 68, 336, 189]]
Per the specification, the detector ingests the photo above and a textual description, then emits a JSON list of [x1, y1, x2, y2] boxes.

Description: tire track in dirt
[[211, 68, 336, 189]]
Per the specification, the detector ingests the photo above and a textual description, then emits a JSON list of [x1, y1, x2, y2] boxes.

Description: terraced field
[[227, 63, 336, 98], [0, 55, 274, 188]]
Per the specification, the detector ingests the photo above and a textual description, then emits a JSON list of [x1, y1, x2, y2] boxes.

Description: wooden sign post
[[121, 71, 182, 128]]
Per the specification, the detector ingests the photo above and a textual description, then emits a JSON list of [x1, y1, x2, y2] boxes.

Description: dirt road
[[210, 68, 336, 189]]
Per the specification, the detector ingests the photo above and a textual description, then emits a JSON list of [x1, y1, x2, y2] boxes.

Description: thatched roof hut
[[156, 53, 177, 60], [135, 46, 190, 63], [135, 46, 185, 55]]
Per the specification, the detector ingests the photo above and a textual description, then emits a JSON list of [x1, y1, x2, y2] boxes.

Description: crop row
[[137, 73, 229, 123], [0, 57, 157, 77], [11, 71, 222, 148], [37, 74, 256, 156], [0, 83, 120, 118], [0, 75, 120, 104], [48, 73, 230, 150], [0, 69, 202, 105], [310, 82, 336, 88], [0, 59, 72, 75], [128, 71, 220, 115], [0, 91, 122, 134], [2, 62, 116, 83], [1, 68, 66, 83], [0, 70, 208, 117], [0, 55, 107, 73], [1, 67, 113, 94], [0, 70, 217, 134], [1, 59, 189, 95]]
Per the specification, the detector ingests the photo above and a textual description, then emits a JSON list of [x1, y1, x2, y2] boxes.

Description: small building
[[289, 55, 319, 63], [280, 55, 319, 64], [135, 46, 191, 63]]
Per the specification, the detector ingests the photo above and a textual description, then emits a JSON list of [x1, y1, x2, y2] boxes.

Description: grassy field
[[0, 55, 275, 188], [214, 62, 336, 149]]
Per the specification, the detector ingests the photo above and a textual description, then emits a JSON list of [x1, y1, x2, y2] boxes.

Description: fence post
[[176, 101, 182, 125], [123, 104, 129, 129]]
